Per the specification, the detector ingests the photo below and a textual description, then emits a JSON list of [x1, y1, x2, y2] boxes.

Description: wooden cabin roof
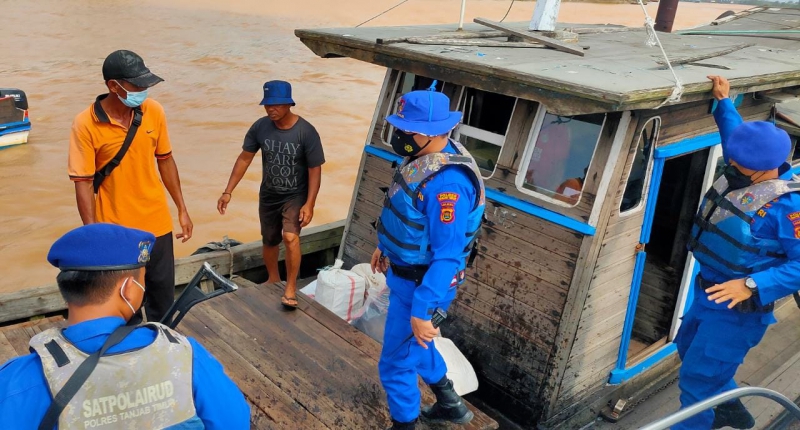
[[296, 7, 800, 115]]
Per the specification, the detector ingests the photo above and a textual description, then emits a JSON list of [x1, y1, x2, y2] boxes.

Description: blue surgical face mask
[[115, 80, 148, 108]]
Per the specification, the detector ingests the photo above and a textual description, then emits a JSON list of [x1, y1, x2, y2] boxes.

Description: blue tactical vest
[[689, 176, 800, 311], [377, 141, 486, 267]]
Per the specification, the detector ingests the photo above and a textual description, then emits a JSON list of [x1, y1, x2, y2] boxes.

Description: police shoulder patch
[[437, 192, 459, 224]]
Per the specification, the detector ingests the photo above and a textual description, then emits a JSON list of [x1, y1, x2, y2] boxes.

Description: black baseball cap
[[102, 50, 163, 88]]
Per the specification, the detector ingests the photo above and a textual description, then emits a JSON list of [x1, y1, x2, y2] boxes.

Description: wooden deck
[[0, 278, 497, 430], [592, 299, 800, 429]]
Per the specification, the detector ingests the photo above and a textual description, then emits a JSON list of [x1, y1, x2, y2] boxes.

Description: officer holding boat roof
[[673, 76, 800, 430], [0, 223, 250, 429], [370, 84, 485, 429]]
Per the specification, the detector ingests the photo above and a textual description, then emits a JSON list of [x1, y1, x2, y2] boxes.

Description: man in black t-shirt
[[218, 81, 325, 309]]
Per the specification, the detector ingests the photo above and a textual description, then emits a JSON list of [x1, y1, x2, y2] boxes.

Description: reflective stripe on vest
[[29, 323, 200, 430], [690, 176, 800, 279], [377, 141, 486, 266]]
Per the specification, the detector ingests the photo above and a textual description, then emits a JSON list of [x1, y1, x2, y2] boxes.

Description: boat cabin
[[296, 7, 800, 428]]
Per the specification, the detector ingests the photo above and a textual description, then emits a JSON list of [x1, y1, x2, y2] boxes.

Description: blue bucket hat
[[727, 121, 791, 171], [259, 80, 295, 106], [386, 84, 462, 136], [48, 223, 155, 271]]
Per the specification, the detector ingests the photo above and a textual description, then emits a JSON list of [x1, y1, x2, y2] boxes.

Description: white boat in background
[[0, 88, 30, 149]]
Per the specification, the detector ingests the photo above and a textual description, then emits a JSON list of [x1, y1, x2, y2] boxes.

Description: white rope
[[637, 0, 683, 108]]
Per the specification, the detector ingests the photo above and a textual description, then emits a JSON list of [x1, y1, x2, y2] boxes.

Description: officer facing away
[[674, 75, 800, 430], [370, 84, 485, 430], [0, 224, 250, 429]]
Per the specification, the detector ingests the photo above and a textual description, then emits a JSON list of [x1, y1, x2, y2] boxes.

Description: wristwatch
[[745, 277, 759, 295]]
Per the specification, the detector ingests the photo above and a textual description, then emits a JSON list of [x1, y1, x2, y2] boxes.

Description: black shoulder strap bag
[[93, 106, 143, 194], [38, 324, 137, 430]]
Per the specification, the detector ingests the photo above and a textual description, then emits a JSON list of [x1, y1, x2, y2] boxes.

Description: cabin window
[[519, 111, 606, 206], [452, 89, 517, 177], [620, 118, 660, 213], [380, 73, 449, 147]]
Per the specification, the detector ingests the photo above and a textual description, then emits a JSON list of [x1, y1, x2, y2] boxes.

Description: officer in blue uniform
[[370, 85, 485, 430], [0, 223, 251, 429], [674, 75, 800, 430]]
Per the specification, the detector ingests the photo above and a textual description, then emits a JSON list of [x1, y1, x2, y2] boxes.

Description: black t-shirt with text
[[242, 116, 325, 202]]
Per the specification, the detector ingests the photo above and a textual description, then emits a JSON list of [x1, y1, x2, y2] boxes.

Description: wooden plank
[[180, 314, 329, 430], [472, 18, 585, 57], [0, 221, 345, 325], [0, 333, 18, 364], [186, 295, 389, 430], [468, 252, 569, 313]]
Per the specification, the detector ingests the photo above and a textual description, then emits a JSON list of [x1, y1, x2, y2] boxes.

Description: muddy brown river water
[[0, 0, 745, 292]]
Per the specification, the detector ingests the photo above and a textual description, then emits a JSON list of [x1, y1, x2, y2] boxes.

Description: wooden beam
[[473, 18, 585, 57], [377, 30, 509, 44], [0, 220, 345, 325], [655, 44, 753, 69]]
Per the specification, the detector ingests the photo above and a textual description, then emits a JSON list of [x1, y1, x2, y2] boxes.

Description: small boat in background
[[0, 88, 30, 149]]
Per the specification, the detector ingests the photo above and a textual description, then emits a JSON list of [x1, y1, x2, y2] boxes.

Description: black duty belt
[[390, 262, 429, 286], [696, 275, 774, 314]]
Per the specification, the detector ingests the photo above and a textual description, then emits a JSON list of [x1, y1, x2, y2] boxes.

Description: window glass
[[522, 112, 606, 206], [620, 118, 659, 213], [453, 88, 516, 175]]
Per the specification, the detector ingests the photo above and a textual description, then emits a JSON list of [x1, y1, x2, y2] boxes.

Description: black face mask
[[722, 164, 754, 190], [391, 130, 431, 157]]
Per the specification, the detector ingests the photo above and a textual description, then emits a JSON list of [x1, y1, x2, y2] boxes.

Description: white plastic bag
[[433, 337, 479, 396], [299, 280, 317, 299], [315, 259, 366, 322], [349, 263, 390, 343]]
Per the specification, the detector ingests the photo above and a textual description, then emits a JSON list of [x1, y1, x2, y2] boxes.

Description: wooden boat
[[3, 5, 800, 429], [292, 5, 800, 428], [0, 88, 30, 149]]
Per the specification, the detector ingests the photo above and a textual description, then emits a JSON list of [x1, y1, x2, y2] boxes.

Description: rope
[[355, 0, 410, 28], [637, 0, 683, 108], [500, 0, 516, 23]]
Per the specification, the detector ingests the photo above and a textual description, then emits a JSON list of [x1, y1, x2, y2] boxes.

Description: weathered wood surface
[[181, 279, 498, 429], [0, 221, 345, 325], [592, 298, 800, 429], [297, 8, 800, 114], [0, 280, 498, 430]]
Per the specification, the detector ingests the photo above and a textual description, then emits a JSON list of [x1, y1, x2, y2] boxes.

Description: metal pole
[[458, 0, 467, 30], [654, 0, 680, 33], [639, 387, 800, 430]]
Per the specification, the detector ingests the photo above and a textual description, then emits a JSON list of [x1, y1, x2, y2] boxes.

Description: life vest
[[689, 176, 800, 311], [377, 141, 486, 267], [29, 323, 202, 430]]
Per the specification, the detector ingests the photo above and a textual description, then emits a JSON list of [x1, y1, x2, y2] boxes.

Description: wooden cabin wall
[[549, 116, 647, 413], [654, 96, 774, 145]]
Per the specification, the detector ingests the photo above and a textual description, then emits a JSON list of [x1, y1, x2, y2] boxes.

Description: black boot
[[420, 376, 474, 425], [712, 399, 755, 429], [386, 418, 416, 430]]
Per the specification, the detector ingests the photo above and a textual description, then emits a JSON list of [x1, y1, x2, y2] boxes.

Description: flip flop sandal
[[281, 295, 298, 310]]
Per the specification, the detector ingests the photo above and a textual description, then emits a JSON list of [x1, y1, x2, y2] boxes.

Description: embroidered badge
[[138, 241, 151, 263], [441, 206, 455, 224], [795, 226, 800, 239], [740, 193, 755, 206], [437, 192, 460, 202], [396, 98, 406, 119], [788, 212, 800, 223]]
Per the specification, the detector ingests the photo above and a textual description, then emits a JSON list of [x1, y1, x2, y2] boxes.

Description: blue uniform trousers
[[672, 302, 769, 429], [378, 275, 454, 423]]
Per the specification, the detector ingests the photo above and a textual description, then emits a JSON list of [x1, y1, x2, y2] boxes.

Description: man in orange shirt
[[68, 50, 193, 322]]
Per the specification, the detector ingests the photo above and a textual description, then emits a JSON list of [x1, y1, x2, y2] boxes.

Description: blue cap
[[48, 224, 155, 271], [386, 86, 462, 136], [259, 80, 295, 106], [727, 121, 791, 171]]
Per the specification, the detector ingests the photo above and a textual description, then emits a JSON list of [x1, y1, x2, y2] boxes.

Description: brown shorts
[[259, 195, 305, 247]]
